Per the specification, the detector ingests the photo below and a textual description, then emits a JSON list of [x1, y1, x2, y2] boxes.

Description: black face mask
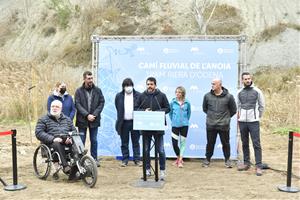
[[60, 88, 66, 95]]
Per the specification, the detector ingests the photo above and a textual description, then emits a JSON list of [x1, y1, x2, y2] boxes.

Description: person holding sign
[[169, 86, 191, 168], [134, 77, 170, 180]]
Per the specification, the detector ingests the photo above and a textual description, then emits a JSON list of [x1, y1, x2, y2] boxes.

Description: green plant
[[48, 0, 72, 29]]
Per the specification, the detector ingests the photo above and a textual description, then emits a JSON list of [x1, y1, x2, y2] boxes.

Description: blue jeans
[[239, 121, 262, 168], [144, 132, 166, 170], [78, 127, 98, 161], [120, 120, 141, 163]]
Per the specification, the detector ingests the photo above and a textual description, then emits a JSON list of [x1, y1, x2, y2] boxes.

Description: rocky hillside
[[0, 0, 299, 68]]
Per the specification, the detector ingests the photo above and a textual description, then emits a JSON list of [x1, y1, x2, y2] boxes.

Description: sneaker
[[178, 160, 183, 168], [256, 168, 263, 176], [96, 160, 100, 167], [120, 161, 128, 167], [63, 165, 71, 173], [160, 170, 166, 181], [202, 159, 210, 167], [134, 161, 142, 167], [225, 160, 232, 168], [237, 164, 250, 171], [146, 169, 151, 177], [173, 158, 179, 166]]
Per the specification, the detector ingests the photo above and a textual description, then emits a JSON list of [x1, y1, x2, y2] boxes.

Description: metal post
[[4, 130, 26, 191], [277, 131, 299, 193], [142, 132, 147, 181], [154, 135, 159, 182]]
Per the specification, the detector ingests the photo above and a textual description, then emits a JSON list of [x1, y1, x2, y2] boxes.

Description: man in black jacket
[[75, 71, 105, 167], [134, 77, 170, 180], [115, 78, 141, 167], [202, 78, 237, 168], [35, 100, 76, 173]]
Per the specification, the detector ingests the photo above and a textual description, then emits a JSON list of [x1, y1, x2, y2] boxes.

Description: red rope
[[293, 132, 300, 138], [0, 131, 13, 136]]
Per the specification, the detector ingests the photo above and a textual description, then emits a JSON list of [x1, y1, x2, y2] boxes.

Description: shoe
[[134, 161, 142, 167], [146, 169, 151, 177], [178, 160, 183, 168], [237, 164, 250, 171], [202, 159, 210, 167], [256, 168, 263, 176], [225, 160, 232, 168], [120, 161, 128, 167], [96, 160, 100, 167], [63, 165, 71, 173], [160, 170, 166, 181], [173, 158, 179, 166]]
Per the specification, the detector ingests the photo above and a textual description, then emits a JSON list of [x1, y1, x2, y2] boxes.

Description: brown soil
[[0, 124, 299, 199]]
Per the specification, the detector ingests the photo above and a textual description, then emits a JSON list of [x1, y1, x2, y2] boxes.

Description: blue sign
[[97, 38, 238, 159], [133, 111, 166, 131]]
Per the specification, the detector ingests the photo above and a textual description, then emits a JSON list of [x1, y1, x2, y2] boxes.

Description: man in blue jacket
[[115, 78, 141, 167], [75, 71, 105, 167]]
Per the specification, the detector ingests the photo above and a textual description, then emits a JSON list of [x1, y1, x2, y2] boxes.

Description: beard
[[50, 110, 61, 119]]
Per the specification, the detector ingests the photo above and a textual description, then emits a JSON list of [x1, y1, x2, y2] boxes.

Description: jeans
[[239, 121, 262, 168], [144, 132, 166, 170], [78, 127, 98, 161], [120, 120, 141, 163], [205, 128, 230, 161]]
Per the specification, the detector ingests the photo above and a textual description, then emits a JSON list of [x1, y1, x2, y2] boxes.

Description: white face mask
[[124, 86, 133, 94]]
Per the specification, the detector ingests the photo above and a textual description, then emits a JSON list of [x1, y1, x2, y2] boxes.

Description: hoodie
[[169, 98, 191, 127]]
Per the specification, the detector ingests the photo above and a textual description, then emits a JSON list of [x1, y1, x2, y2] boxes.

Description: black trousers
[[50, 142, 70, 167], [205, 128, 230, 161]]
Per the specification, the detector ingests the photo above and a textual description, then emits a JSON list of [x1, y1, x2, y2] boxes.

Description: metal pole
[[286, 131, 293, 187], [154, 135, 159, 182], [142, 132, 146, 181]]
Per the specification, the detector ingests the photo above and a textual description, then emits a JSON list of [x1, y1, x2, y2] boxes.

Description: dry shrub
[[253, 67, 300, 132], [0, 58, 84, 122], [203, 4, 244, 35]]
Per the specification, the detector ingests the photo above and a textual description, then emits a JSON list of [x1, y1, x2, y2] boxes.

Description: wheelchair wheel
[[80, 155, 98, 188], [33, 144, 52, 179]]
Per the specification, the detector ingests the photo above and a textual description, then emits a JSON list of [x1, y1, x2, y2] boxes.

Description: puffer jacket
[[202, 87, 237, 130], [237, 84, 265, 122], [35, 113, 76, 144], [169, 98, 191, 127]]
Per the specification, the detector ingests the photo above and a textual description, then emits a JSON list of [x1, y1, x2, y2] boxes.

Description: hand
[[53, 137, 63, 143], [145, 108, 151, 111], [65, 137, 72, 144], [87, 114, 96, 121]]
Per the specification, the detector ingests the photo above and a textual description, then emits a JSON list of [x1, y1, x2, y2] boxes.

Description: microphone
[[136, 96, 148, 110], [154, 96, 162, 110]]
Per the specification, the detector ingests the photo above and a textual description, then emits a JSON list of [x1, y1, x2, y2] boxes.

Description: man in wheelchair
[[35, 100, 78, 180]]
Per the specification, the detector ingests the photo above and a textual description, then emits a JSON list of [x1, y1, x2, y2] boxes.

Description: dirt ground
[[0, 123, 299, 200]]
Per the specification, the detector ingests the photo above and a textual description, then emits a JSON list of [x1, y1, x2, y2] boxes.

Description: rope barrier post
[[278, 131, 299, 193], [4, 129, 26, 191]]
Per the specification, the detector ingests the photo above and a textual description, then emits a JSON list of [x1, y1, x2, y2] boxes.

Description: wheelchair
[[33, 132, 98, 188]]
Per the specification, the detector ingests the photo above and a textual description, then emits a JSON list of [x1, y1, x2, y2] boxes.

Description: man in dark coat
[[35, 100, 76, 173], [115, 78, 141, 167], [134, 77, 170, 180], [75, 71, 105, 167], [202, 78, 237, 168]]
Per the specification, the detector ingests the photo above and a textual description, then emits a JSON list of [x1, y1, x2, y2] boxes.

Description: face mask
[[60, 88, 66, 95], [124, 86, 133, 94]]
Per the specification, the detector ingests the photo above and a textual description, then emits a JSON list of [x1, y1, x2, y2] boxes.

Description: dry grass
[[0, 57, 84, 122], [253, 66, 300, 133]]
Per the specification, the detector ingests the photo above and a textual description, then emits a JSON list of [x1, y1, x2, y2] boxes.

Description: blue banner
[[97, 39, 238, 158]]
